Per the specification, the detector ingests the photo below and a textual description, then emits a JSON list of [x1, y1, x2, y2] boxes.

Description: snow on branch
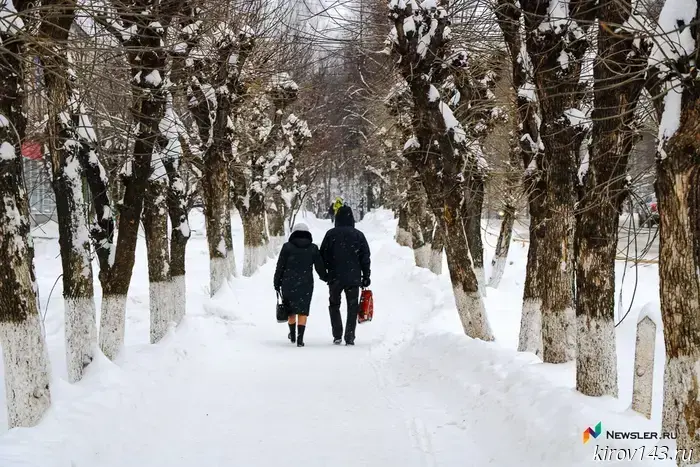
[[648, 0, 697, 158]]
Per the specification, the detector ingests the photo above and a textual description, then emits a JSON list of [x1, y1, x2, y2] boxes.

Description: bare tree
[[37, 0, 98, 382], [386, 0, 493, 340], [517, 0, 596, 363], [647, 0, 700, 460], [574, 0, 650, 397], [0, 0, 52, 427], [187, 18, 254, 293]]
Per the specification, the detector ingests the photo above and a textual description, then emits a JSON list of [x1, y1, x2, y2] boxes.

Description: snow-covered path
[[0, 210, 674, 466]]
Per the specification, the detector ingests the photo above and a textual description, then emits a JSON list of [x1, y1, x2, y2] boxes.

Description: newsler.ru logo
[[583, 422, 676, 443]]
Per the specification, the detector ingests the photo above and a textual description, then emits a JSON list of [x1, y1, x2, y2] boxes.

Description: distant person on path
[[328, 196, 343, 223], [320, 205, 371, 345], [274, 223, 327, 347]]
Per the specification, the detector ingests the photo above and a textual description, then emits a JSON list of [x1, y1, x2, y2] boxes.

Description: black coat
[[274, 230, 327, 315], [320, 206, 371, 288]]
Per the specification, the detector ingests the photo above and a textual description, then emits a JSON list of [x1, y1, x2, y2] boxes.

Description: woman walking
[[274, 223, 327, 346]]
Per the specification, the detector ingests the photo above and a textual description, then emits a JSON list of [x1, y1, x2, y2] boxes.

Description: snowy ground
[[0, 209, 672, 466]]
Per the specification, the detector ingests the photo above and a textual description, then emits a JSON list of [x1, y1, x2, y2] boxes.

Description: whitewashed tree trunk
[[429, 221, 444, 275], [225, 208, 237, 278], [396, 205, 412, 248], [242, 208, 269, 277], [632, 315, 656, 419], [488, 203, 515, 288], [38, 0, 98, 383], [143, 170, 173, 344], [0, 0, 52, 427], [442, 208, 494, 341], [97, 8, 176, 359]]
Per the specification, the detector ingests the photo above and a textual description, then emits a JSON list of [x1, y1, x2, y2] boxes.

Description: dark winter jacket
[[274, 225, 327, 315], [320, 206, 371, 288]]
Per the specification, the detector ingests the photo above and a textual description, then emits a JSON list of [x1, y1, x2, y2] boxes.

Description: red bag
[[358, 289, 373, 323]]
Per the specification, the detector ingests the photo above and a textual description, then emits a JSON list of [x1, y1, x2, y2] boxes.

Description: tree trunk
[[224, 203, 236, 276], [494, 0, 547, 358], [655, 87, 700, 463], [575, 0, 647, 396], [99, 13, 171, 360], [442, 201, 494, 341], [539, 145, 576, 363], [396, 204, 412, 248], [38, 0, 96, 383], [466, 174, 486, 296], [488, 141, 521, 288], [520, 0, 595, 364], [429, 220, 444, 275], [489, 204, 515, 288], [267, 193, 287, 253], [518, 194, 545, 357], [189, 39, 252, 296], [202, 155, 230, 294], [143, 175, 172, 344], [406, 177, 431, 268], [0, 0, 52, 424], [164, 148, 190, 326], [240, 191, 269, 277]]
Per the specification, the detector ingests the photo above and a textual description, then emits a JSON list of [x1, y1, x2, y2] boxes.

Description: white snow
[[438, 102, 467, 143], [403, 136, 420, 150], [564, 107, 592, 130], [0, 0, 25, 35], [648, 0, 697, 74], [0, 210, 680, 466], [0, 141, 15, 160], [144, 70, 162, 87], [428, 85, 440, 102], [657, 79, 682, 158], [517, 82, 537, 102]]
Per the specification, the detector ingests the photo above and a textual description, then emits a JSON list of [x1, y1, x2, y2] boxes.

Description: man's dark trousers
[[328, 281, 360, 342]]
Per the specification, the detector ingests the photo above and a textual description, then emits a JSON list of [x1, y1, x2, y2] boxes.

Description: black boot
[[297, 325, 306, 347], [288, 323, 296, 343]]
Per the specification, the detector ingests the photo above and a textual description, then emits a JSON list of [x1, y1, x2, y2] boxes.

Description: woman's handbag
[[276, 291, 287, 323]]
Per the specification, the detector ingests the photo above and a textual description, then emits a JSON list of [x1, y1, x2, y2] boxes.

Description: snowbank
[[0, 208, 671, 466]]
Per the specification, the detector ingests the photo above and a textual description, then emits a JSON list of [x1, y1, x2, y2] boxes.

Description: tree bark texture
[[189, 38, 252, 294], [240, 192, 269, 277], [575, 0, 648, 397], [388, 1, 492, 340], [143, 175, 172, 344], [494, 0, 546, 357], [163, 153, 189, 325], [98, 5, 174, 360], [396, 204, 412, 248], [429, 220, 444, 275], [466, 174, 486, 296], [520, 0, 596, 363], [656, 90, 700, 464], [488, 138, 520, 288], [406, 176, 432, 268], [0, 0, 52, 427], [38, 0, 97, 383]]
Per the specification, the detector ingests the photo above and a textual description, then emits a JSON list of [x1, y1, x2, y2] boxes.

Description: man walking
[[320, 205, 371, 345]]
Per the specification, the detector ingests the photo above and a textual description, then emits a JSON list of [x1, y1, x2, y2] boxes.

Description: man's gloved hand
[[361, 277, 371, 288]]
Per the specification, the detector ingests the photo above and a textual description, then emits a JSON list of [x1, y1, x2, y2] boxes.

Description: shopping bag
[[276, 291, 287, 323], [358, 289, 373, 323]]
